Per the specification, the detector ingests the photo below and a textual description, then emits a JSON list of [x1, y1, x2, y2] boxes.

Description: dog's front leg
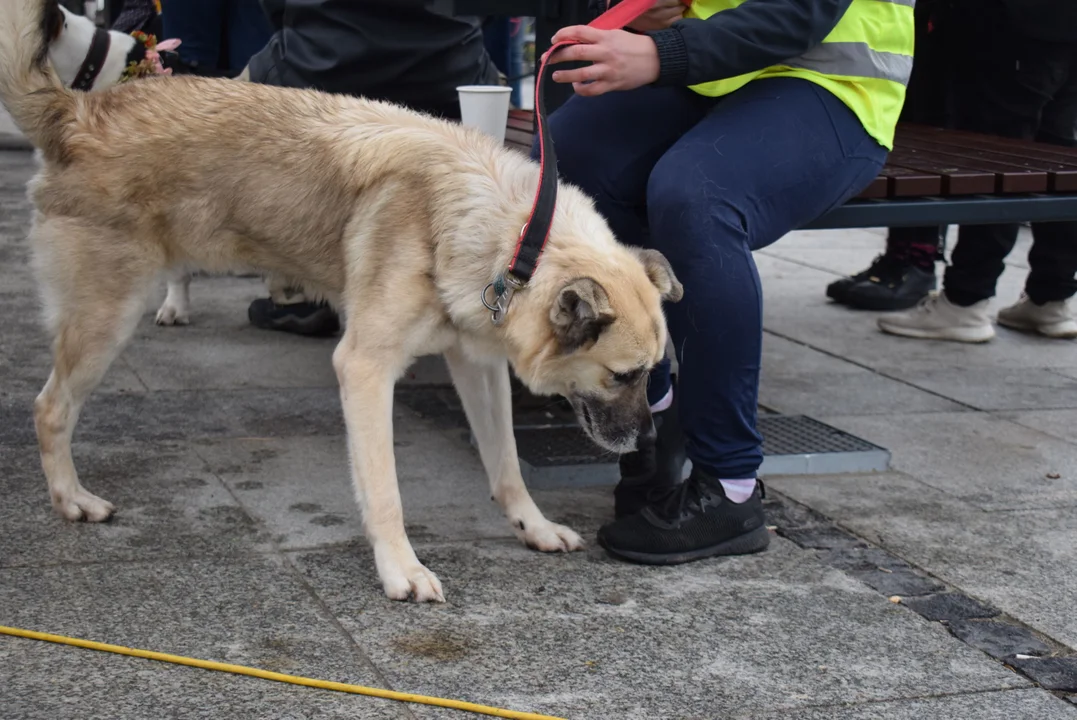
[[333, 335, 444, 603], [443, 346, 583, 553]]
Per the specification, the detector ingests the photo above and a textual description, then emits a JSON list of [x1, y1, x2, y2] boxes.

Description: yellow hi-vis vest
[[685, 0, 915, 150]]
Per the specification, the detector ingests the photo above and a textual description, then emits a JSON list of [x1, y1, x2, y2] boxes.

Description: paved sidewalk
[[1, 148, 1075, 719]]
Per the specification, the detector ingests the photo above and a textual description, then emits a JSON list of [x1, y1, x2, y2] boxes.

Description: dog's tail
[[0, 0, 75, 161]]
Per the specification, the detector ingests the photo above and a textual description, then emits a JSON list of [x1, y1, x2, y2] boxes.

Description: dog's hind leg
[[442, 346, 584, 553], [32, 220, 157, 522], [155, 270, 191, 326]]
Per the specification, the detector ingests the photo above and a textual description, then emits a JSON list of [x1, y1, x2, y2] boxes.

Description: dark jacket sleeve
[[645, 0, 855, 86]]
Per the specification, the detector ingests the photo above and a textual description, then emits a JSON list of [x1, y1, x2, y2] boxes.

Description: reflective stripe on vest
[[684, 0, 915, 149], [785, 41, 913, 85]]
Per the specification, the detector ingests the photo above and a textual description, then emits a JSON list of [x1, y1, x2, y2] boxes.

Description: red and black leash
[[483, 0, 671, 325]]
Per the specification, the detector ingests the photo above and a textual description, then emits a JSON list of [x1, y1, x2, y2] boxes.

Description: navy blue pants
[[161, 0, 272, 73], [535, 78, 886, 478]]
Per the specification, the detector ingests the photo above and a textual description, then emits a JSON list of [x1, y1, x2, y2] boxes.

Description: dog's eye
[[611, 369, 644, 385]]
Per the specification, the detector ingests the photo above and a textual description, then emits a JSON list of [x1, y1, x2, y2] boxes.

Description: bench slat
[[885, 150, 997, 195], [877, 165, 943, 197], [898, 125, 1077, 192], [891, 143, 1048, 194]]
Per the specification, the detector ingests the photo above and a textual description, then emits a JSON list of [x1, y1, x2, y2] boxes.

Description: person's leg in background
[[879, 1, 1075, 342], [997, 53, 1077, 338], [828, 0, 952, 311], [545, 78, 886, 562]]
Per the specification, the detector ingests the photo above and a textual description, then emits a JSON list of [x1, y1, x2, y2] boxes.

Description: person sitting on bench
[[878, 0, 1077, 343], [537, 0, 912, 564]]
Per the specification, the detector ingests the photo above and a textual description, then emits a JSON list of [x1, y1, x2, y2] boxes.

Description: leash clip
[[482, 272, 526, 326]]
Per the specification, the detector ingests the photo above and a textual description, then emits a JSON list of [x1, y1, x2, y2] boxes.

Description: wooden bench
[[503, 111, 1077, 230]]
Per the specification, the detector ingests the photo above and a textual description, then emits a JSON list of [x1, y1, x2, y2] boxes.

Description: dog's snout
[[637, 414, 657, 448]]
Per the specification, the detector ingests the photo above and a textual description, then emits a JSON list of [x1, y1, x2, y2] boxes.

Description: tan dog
[[0, 0, 682, 602]]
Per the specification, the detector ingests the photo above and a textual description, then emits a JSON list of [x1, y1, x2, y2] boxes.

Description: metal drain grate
[[757, 415, 890, 477], [400, 387, 891, 488], [508, 415, 889, 489]]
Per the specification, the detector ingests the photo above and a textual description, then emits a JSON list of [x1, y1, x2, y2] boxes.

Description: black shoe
[[613, 396, 686, 519], [843, 263, 936, 311], [827, 254, 930, 307], [248, 298, 341, 337], [598, 471, 770, 565], [827, 254, 893, 304]]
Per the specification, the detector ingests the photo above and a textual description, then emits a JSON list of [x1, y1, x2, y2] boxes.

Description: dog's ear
[[631, 248, 683, 303], [549, 278, 615, 351]]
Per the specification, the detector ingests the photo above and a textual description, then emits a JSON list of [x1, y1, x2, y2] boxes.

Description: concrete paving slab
[[289, 538, 1027, 720], [756, 252, 1072, 374], [732, 688, 1076, 720], [817, 412, 1077, 511], [125, 322, 339, 392], [882, 367, 1077, 412], [767, 471, 1077, 649], [0, 442, 272, 567], [196, 433, 616, 550], [0, 638, 411, 720], [0, 555, 405, 720], [759, 334, 967, 416], [760, 367, 966, 417], [0, 387, 348, 447], [1004, 408, 1077, 446]]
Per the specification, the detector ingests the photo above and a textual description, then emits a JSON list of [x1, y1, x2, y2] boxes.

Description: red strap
[[589, 0, 672, 31]]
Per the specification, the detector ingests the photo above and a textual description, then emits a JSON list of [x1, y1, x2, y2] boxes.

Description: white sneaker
[[997, 295, 1077, 339], [877, 292, 995, 343]]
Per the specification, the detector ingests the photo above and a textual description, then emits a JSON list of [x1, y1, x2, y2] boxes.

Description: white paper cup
[[456, 85, 513, 143]]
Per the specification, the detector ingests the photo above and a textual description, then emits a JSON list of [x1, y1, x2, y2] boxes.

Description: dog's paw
[[380, 563, 445, 603], [516, 519, 585, 553], [155, 303, 190, 326], [52, 487, 115, 523]]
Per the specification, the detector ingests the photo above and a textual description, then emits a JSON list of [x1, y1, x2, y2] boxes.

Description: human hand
[[544, 26, 660, 97], [627, 0, 686, 32]]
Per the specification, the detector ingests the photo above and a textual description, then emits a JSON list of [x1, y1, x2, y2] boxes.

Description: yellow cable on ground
[[0, 624, 567, 720]]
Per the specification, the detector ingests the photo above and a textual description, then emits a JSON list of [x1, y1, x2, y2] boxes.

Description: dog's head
[[44, 4, 147, 91], [507, 196, 683, 455]]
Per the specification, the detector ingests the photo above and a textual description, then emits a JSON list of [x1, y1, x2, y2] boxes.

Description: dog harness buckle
[[482, 272, 525, 326]]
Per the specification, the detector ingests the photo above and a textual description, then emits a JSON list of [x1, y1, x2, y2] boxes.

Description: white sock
[[719, 478, 757, 503], [649, 387, 673, 414]]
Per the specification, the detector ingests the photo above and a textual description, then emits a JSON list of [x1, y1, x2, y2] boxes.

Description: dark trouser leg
[[1025, 64, 1077, 304], [645, 78, 886, 479], [883, 0, 953, 268], [943, 2, 1076, 305]]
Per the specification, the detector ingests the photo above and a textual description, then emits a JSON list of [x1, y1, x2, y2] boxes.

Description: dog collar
[[72, 27, 112, 91], [481, 0, 662, 326]]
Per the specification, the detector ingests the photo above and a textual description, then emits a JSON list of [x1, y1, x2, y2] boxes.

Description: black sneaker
[[827, 253, 906, 305], [248, 298, 341, 337], [614, 397, 686, 519], [598, 471, 770, 565], [843, 263, 936, 311]]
